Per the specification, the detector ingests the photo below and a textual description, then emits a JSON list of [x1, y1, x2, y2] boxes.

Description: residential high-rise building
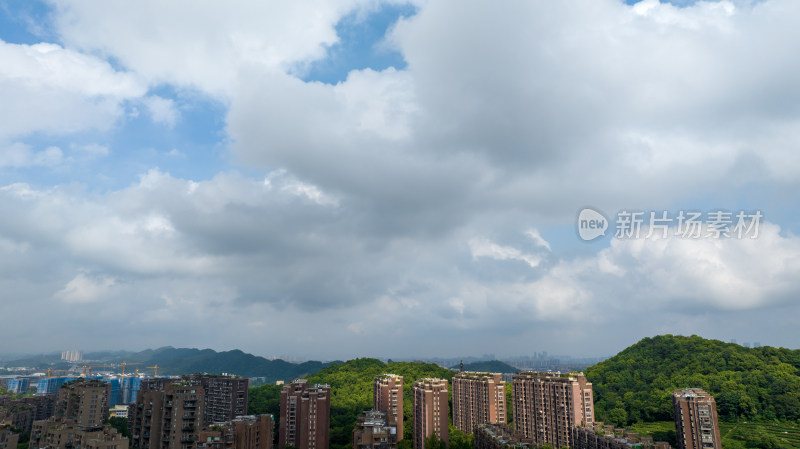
[[412, 378, 448, 449], [7, 378, 30, 395], [279, 379, 331, 449], [61, 351, 84, 363], [138, 374, 248, 425], [20, 395, 56, 421], [36, 377, 77, 396], [373, 374, 403, 440], [129, 382, 205, 449], [512, 371, 594, 449], [353, 410, 398, 449], [452, 372, 506, 433], [55, 379, 111, 428], [672, 389, 721, 449], [187, 374, 249, 425]]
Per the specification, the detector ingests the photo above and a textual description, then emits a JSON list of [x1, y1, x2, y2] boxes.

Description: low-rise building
[[473, 423, 533, 449], [0, 403, 34, 432], [0, 426, 19, 449], [196, 415, 274, 449], [353, 410, 398, 449], [571, 423, 672, 449], [30, 417, 129, 449]]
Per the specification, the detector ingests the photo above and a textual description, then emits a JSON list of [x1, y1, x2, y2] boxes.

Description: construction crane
[[146, 365, 160, 377], [117, 361, 141, 404], [118, 361, 142, 379], [46, 368, 70, 378], [81, 364, 118, 377]]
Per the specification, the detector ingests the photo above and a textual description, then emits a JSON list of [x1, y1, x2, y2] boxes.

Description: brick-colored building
[[412, 378, 448, 449], [140, 374, 249, 426], [187, 374, 249, 425], [353, 410, 398, 449], [672, 389, 721, 449], [279, 379, 330, 449], [473, 423, 533, 449], [373, 374, 403, 440], [55, 379, 112, 428], [0, 403, 34, 433], [571, 423, 672, 449], [511, 371, 594, 449], [129, 382, 205, 449], [0, 426, 19, 449], [452, 372, 506, 433], [30, 417, 128, 449], [21, 395, 56, 421]]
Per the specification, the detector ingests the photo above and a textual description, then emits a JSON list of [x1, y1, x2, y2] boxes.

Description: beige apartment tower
[[55, 379, 111, 428], [374, 374, 403, 440], [129, 382, 205, 449], [452, 372, 506, 433], [279, 379, 331, 449], [672, 389, 721, 449], [412, 378, 448, 449], [512, 372, 594, 449]]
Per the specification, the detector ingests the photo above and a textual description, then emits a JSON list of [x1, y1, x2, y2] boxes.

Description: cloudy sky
[[1, 0, 799, 361]]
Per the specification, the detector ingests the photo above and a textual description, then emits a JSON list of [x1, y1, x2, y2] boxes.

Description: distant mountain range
[[448, 360, 519, 373], [3, 347, 336, 382]]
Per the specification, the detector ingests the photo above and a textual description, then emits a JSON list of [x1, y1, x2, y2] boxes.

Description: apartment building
[[55, 379, 111, 428], [672, 389, 721, 449], [373, 374, 403, 440], [129, 382, 205, 449], [511, 371, 594, 449], [412, 378, 448, 449], [278, 379, 330, 449], [451, 372, 506, 433], [353, 410, 398, 449]]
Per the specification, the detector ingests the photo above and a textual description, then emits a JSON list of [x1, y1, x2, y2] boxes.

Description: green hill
[[6, 347, 334, 382], [249, 358, 455, 449], [585, 335, 800, 426], [449, 360, 519, 373], [111, 347, 335, 381]]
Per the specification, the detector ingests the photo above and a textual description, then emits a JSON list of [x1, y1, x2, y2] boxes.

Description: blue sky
[[1, 0, 800, 360]]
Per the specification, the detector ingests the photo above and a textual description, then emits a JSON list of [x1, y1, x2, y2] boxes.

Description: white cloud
[[469, 237, 543, 268], [55, 272, 116, 303], [72, 143, 109, 157], [48, 0, 381, 96], [0, 39, 146, 140], [0, 143, 63, 168], [144, 95, 179, 127]]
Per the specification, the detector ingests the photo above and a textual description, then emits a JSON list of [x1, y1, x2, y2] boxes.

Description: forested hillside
[[448, 360, 519, 373], [586, 335, 800, 426]]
